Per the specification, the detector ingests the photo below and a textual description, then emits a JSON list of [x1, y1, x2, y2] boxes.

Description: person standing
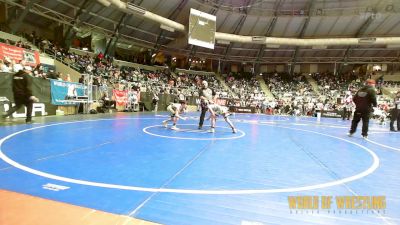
[[152, 91, 159, 112], [389, 91, 400, 132], [198, 80, 215, 129], [342, 91, 354, 120], [2, 70, 39, 123], [348, 79, 377, 139]]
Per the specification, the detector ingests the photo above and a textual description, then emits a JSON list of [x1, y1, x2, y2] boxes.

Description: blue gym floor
[[0, 112, 399, 225]]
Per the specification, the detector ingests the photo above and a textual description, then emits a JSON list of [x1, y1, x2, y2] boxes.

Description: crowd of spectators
[[260, 72, 320, 116], [382, 81, 400, 90], [0, 57, 63, 80], [224, 74, 266, 108], [145, 72, 233, 101], [1, 30, 400, 116], [311, 72, 363, 104], [266, 73, 316, 100]]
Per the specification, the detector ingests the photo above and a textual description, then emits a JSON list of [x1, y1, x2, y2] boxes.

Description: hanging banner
[[50, 80, 85, 105], [0, 43, 40, 66], [113, 89, 128, 107]]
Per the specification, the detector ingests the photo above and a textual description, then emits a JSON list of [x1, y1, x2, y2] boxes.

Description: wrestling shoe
[[347, 132, 354, 137], [26, 119, 34, 124], [208, 128, 215, 133], [162, 121, 168, 128], [171, 126, 179, 131], [232, 128, 237, 133], [362, 135, 368, 139]]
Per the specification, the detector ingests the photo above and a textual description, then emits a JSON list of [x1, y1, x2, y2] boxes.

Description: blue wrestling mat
[[0, 113, 399, 225]]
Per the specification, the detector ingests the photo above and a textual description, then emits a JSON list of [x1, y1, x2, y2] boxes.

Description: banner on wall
[[50, 80, 85, 105], [321, 110, 342, 118], [113, 89, 128, 107], [0, 43, 40, 66], [215, 98, 227, 106], [229, 106, 256, 113]]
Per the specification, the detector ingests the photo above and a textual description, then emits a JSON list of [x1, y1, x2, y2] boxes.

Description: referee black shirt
[[12, 70, 32, 99]]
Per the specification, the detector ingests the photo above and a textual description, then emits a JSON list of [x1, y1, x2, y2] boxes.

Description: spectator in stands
[[28, 31, 37, 45], [348, 79, 377, 139], [15, 41, 23, 48], [93, 76, 100, 86], [78, 75, 84, 84], [40, 39, 50, 50], [12, 60, 24, 72], [63, 74, 71, 82], [152, 91, 159, 112], [22, 60, 32, 72], [0, 60, 11, 72], [46, 71, 59, 80], [389, 91, 400, 132], [342, 91, 354, 120], [1, 69, 39, 123], [178, 90, 185, 102], [99, 79, 108, 94], [100, 92, 115, 111], [97, 52, 104, 62]]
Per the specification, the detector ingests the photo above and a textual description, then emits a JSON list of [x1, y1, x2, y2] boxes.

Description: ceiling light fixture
[[126, 2, 146, 15]]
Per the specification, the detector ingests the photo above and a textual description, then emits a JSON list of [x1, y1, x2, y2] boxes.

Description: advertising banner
[[229, 106, 256, 113], [50, 80, 85, 105], [113, 89, 128, 107], [321, 110, 342, 118], [0, 43, 40, 66]]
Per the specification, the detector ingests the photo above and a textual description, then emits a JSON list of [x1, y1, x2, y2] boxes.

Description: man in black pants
[[2, 70, 39, 123], [389, 91, 400, 132], [348, 79, 377, 139], [198, 81, 215, 129]]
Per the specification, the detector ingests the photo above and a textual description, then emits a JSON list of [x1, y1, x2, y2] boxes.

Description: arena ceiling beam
[[193, 0, 400, 18], [125, 0, 163, 38], [152, 0, 189, 64], [54, 0, 400, 49], [63, 0, 91, 48], [75, 0, 400, 49], [158, 41, 400, 64], [220, 0, 252, 70], [2, 0, 158, 51], [213, 47, 396, 53], [55, 0, 174, 41], [105, 13, 127, 56], [290, 0, 315, 76], [254, 0, 282, 74], [11, 0, 42, 34], [338, 14, 376, 75], [166, 42, 399, 63], [98, 0, 185, 32], [3, 0, 399, 65]]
